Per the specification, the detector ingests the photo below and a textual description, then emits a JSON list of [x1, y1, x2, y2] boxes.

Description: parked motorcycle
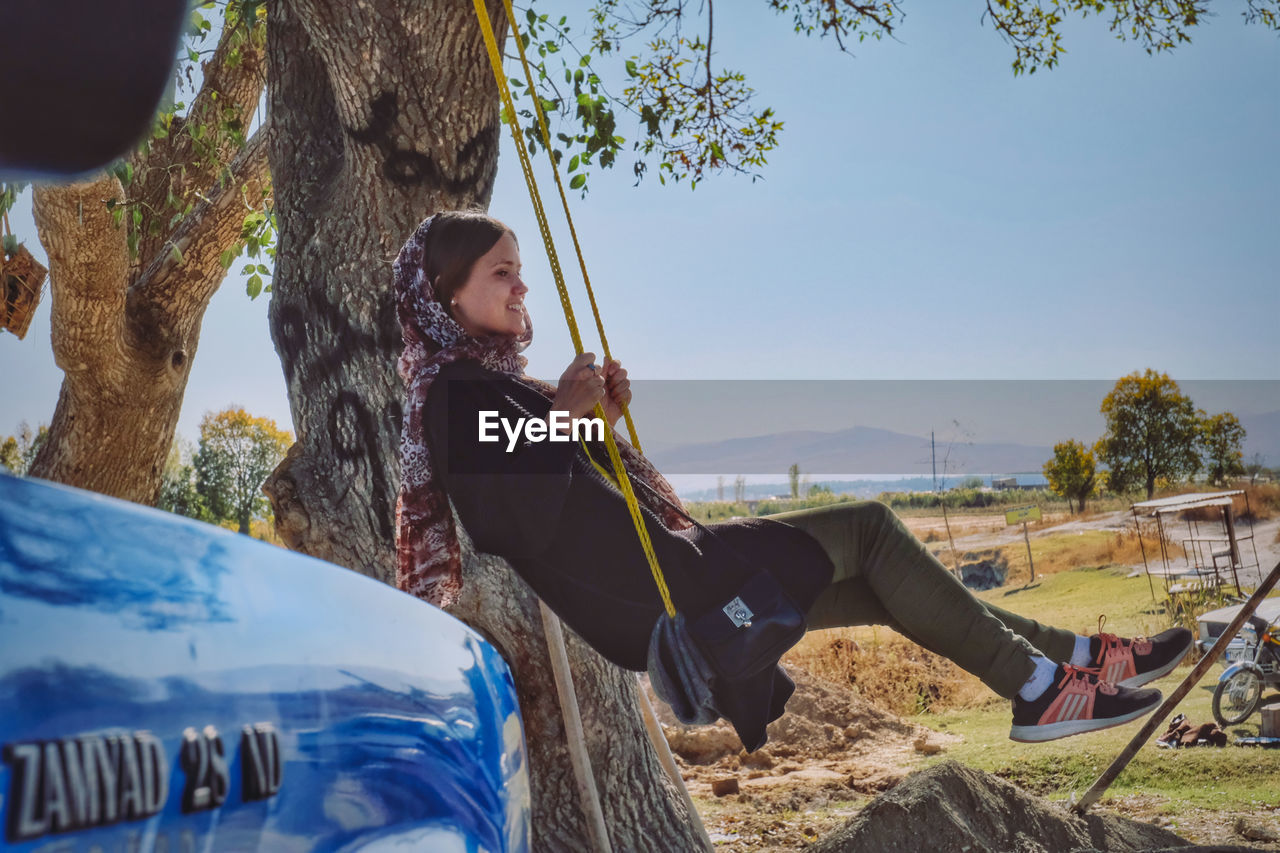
[[1196, 600, 1280, 727]]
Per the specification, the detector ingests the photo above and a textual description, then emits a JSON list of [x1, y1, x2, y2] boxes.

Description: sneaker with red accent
[[1092, 622, 1194, 688], [1009, 664, 1161, 743]]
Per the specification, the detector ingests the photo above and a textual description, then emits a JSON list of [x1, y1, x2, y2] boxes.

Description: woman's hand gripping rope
[[551, 352, 631, 431]]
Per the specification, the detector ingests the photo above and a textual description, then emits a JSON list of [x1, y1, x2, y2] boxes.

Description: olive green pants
[[767, 501, 1076, 700]]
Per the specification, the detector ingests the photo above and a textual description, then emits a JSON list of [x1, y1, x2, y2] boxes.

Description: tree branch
[[31, 176, 130, 382], [129, 13, 267, 272], [131, 123, 271, 347], [704, 0, 715, 119]]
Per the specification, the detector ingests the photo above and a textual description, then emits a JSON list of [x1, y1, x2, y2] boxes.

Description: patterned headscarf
[[394, 212, 690, 607]]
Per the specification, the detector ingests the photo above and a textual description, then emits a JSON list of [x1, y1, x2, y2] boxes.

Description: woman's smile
[[450, 232, 527, 337]]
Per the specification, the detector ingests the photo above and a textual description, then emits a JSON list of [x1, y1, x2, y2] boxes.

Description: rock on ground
[[808, 760, 1195, 853]]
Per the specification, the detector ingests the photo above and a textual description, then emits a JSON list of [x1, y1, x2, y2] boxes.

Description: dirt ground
[[643, 668, 950, 851], [652, 667, 1280, 851]]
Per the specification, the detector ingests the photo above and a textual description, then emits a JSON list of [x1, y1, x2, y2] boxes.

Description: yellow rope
[[497, 0, 643, 454], [471, 0, 676, 619]]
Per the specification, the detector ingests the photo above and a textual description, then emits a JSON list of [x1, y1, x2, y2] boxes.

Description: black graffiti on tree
[[274, 289, 399, 386], [329, 391, 396, 540], [344, 91, 498, 191], [275, 294, 403, 543]]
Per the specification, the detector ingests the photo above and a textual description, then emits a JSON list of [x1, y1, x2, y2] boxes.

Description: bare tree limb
[[132, 123, 271, 346], [128, 13, 267, 272]]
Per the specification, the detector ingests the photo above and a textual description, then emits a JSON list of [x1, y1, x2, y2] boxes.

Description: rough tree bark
[[262, 0, 706, 847], [27, 19, 268, 505]]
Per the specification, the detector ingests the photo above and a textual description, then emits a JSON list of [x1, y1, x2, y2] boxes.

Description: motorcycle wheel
[[1212, 668, 1262, 727]]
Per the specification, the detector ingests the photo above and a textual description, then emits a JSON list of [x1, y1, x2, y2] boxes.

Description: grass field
[[789, 563, 1280, 820], [926, 567, 1280, 817]]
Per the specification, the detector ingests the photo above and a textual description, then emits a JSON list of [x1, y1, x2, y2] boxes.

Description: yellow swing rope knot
[[471, 0, 676, 619]]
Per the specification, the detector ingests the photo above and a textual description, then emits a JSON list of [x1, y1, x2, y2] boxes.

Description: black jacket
[[424, 359, 833, 746]]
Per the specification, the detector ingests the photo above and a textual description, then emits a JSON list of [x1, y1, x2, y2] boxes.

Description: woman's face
[[449, 232, 527, 338]]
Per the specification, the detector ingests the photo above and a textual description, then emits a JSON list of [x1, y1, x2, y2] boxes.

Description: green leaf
[[246, 274, 263, 299], [568, 154, 580, 172], [219, 248, 236, 269], [256, 264, 270, 275], [569, 174, 586, 190], [170, 244, 184, 264]]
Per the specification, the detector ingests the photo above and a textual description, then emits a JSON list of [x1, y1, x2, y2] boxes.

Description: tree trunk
[[25, 19, 268, 506], [262, 1, 705, 847], [451, 531, 707, 850], [27, 129, 268, 503]]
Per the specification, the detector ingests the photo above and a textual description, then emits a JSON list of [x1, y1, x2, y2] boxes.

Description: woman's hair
[[420, 210, 515, 315]]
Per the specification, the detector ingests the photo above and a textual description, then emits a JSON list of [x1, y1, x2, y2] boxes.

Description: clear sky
[[2, 4, 1277, 449]]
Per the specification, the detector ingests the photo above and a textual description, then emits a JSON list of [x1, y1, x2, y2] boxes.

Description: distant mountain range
[[648, 411, 1280, 476], [650, 425, 1052, 475]]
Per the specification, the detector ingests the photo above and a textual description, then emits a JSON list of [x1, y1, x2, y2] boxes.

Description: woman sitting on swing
[[393, 210, 1192, 749]]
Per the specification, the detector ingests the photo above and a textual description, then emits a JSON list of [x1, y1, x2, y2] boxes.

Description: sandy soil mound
[[808, 760, 1198, 853], [645, 664, 952, 796]]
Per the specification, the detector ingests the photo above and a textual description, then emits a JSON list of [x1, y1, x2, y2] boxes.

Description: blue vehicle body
[[0, 473, 530, 851]]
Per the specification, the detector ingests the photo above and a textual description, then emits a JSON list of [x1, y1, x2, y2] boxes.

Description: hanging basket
[[1, 243, 49, 341]]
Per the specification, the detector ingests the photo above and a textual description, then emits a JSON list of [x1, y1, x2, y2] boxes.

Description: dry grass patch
[[998, 528, 1183, 587], [1241, 482, 1280, 522], [785, 628, 990, 718]]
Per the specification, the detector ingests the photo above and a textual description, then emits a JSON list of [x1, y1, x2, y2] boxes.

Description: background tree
[[1201, 411, 1247, 487], [1245, 453, 1267, 486], [1043, 438, 1097, 513], [788, 462, 801, 499], [1095, 369, 1202, 499], [1, 2, 270, 506], [0, 422, 49, 475], [195, 407, 291, 534], [157, 436, 208, 520]]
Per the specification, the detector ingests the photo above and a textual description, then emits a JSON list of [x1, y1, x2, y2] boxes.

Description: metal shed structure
[[1131, 490, 1261, 599]]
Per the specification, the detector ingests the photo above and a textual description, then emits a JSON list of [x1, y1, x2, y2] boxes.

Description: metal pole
[[1133, 506, 1156, 604], [1072, 558, 1280, 814], [1023, 521, 1035, 584]]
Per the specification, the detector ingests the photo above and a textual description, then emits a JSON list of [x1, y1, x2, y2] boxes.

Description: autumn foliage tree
[[194, 407, 292, 534], [1096, 369, 1202, 499], [1043, 439, 1096, 513], [0, 423, 48, 475]]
